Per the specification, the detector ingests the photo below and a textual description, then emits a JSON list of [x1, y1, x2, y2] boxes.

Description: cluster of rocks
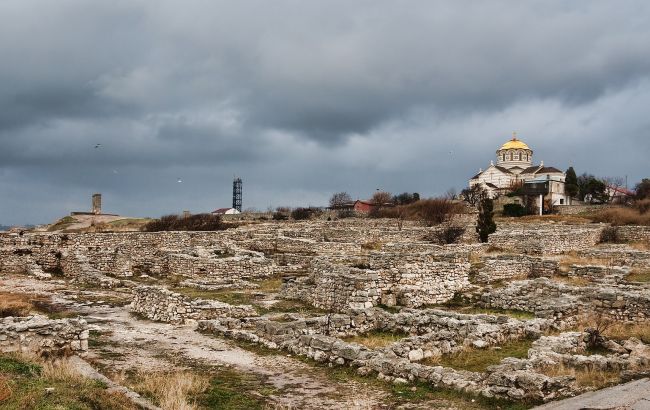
[[130, 285, 257, 324], [0, 315, 88, 357]]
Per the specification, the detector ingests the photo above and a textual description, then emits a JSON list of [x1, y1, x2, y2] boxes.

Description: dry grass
[[591, 207, 650, 226], [538, 363, 620, 388], [0, 292, 33, 317], [558, 252, 612, 272], [626, 268, 650, 283], [0, 291, 76, 319], [571, 314, 650, 344], [361, 240, 383, 251], [629, 242, 650, 251], [505, 214, 592, 225], [425, 338, 534, 373], [130, 371, 210, 410], [254, 275, 283, 293], [0, 353, 136, 409], [551, 275, 592, 287], [344, 330, 407, 349]]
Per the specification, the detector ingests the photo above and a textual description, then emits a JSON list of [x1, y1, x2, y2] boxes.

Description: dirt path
[[1, 275, 389, 409]]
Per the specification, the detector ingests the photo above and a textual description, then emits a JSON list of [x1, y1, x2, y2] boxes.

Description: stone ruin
[[1, 217, 650, 405]]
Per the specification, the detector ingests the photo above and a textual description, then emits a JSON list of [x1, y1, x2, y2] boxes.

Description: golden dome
[[499, 136, 530, 151]]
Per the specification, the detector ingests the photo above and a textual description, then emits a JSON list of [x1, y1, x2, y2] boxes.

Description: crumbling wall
[[130, 285, 257, 324], [488, 224, 603, 255], [0, 315, 88, 357]]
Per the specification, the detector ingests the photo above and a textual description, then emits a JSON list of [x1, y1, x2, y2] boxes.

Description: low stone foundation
[[131, 285, 257, 324], [0, 315, 88, 357]]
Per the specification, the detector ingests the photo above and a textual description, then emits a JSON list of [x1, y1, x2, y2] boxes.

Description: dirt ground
[[2, 274, 460, 409]]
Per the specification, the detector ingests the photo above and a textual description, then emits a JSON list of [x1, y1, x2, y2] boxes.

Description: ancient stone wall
[[130, 285, 257, 324], [480, 278, 650, 322], [488, 224, 603, 255], [473, 254, 558, 283], [616, 226, 650, 243], [0, 315, 88, 357]]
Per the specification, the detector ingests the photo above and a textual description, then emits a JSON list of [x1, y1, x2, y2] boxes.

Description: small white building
[[211, 207, 241, 215], [469, 134, 569, 206]]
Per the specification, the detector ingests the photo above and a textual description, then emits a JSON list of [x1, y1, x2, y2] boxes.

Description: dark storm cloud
[[1, 0, 650, 224]]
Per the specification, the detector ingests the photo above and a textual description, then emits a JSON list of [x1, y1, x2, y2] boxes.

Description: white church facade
[[469, 134, 570, 207]]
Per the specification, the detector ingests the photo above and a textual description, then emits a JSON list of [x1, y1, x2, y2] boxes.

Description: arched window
[[517, 152, 521, 161], [502, 154, 505, 161], [509, 153, 513, 161]]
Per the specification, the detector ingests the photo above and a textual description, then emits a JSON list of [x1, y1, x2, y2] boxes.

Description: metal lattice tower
[[232, 177, 242, 212]]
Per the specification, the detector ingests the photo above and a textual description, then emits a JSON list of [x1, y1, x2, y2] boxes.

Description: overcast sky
[[1, 1, 649, 225]]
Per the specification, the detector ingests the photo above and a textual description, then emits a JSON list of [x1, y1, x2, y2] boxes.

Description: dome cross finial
[[512, 131, 517, 141]]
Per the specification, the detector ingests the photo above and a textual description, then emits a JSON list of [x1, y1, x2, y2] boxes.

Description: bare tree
[[444, 188, 458, 200], [603, 176, 626, 203], [329, 192, 352, 208], [460, 185, 487, 207], [371, 191, 393, 205]]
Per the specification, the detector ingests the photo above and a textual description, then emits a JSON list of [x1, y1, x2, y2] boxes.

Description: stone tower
[[92, 193, 102, 215]]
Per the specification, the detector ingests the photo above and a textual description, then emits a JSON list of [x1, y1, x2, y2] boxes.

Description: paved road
[[534, 378, 650, 410]]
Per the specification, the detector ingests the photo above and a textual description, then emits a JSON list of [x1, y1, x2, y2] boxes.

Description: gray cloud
[[1, 0, 650, 224]]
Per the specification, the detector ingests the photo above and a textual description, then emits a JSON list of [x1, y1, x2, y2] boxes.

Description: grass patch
[[128, 370, 210, 409], [258, 299, 327, 315], [629, 242, 650, 251], [344, 330, 407, 349], [626, 268, 650, 283], [559, 252, 612, 273], [361, 240, 383, 251], [538, 364, 620, 388], [47, 216, 78, 232], [253, 275, 283, 293], [0, 291, 79, 319], [0, 353, 136, 409], [171, 287, 258, 305], [570, 315, 650, 344], [198, 368, 273, 410], [296, 355, 531, 409], [432, 294, 535, 319], [551, 275, 592, 287], [425, 338, 535, 373]]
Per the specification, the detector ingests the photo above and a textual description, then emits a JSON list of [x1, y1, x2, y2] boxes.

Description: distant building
[[331, 200, 392, 214], [211, 207, 241, 215], [469, 134, 570, 206]]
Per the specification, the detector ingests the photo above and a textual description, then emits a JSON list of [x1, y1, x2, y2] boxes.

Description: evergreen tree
[[565, 167, 579, 199], [476, 197, 497, 243]]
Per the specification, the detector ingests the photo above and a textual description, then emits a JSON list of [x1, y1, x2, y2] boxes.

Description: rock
[[408, 349, 424, 362], [472, 339, 489, 349]]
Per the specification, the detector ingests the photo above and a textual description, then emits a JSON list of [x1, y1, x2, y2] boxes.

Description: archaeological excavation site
[[1, 213, 650, 409]]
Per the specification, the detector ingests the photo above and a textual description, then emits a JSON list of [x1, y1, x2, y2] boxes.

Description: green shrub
[[503, 203, 527, 217], [142, 214, 229, 232]]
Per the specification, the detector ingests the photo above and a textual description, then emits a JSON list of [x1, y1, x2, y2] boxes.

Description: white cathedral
[[469, 134, 570, 206]]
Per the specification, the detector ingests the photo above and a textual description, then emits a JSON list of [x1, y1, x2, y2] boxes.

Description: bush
[[502, 203, 527, 217], [476, 198, 496, 243], [408, 199, 465, 226], [600, 226, 620, 243], [272, 212, 288, 221], [142, 214, 229, 232], [291, 207, 312, 220], [633, 199, 650, 214], [290, 207, 322, 220], [426, 226, 466, 244], [337, 209, 355, 219]]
